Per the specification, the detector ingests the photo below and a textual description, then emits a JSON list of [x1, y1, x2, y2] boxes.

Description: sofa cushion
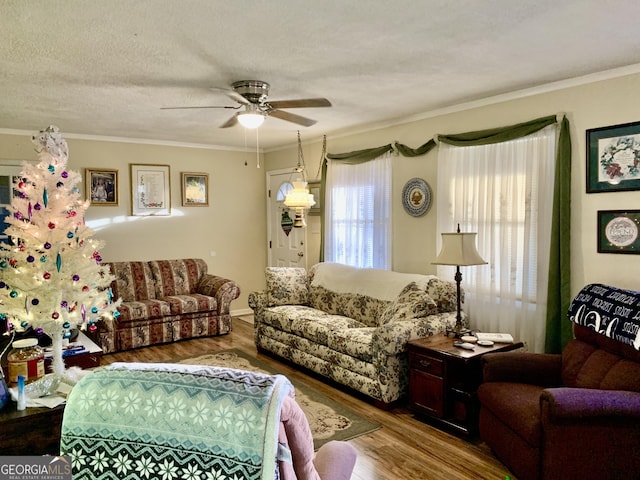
[[150, 259, 207, 297], [309, 284, 344, 315], [106, 261, 156, 302], [266, 267, 309, 306], [327, 327, 375, 363], [115, 299, 172, 323], [379, 282, 438, 325], [164, 294, 217, 315], [562, 338, 640, 392], [263, 305, 364, 345]]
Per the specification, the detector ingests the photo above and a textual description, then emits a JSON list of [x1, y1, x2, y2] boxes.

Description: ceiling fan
[[161, 80, 331, 128]]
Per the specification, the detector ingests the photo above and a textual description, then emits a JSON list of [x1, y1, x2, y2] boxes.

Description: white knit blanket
[[311, 262, 437, 301]]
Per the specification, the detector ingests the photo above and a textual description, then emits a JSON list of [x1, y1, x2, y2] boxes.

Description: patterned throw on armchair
[[61, 363, 357, 480]]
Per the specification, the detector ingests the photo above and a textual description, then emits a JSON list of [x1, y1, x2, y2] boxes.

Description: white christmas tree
[[0, 126, 120, 377]]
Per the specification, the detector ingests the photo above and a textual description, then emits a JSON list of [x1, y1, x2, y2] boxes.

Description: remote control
[[453, 341, 475, 350]]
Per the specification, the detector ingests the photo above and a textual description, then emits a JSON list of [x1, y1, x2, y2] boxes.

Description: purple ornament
[[34, 203, 41, 210], [14, 211, 23, 220], [26, 255, 35, 262], [61, 171, 68, 178], [44, 242, 51, 249], [72, 274, 80, 281]]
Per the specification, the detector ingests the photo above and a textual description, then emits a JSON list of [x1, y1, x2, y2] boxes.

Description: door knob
[[298, 251, 304, 257]]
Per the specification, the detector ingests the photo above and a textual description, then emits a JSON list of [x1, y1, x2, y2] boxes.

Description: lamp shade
[[284, 181, 315, 209], [237, 112, 265, 129], [432, 232, 487, 266]]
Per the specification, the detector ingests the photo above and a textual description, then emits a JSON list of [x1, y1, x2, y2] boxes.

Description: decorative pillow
[[265, 267, 309, 307], [425, 277, 460, 313], [380, 282, 438, 325]]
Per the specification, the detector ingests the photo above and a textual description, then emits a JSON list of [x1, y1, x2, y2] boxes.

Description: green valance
[[325, 139, 437, 163], [437, 115, 558, 146]]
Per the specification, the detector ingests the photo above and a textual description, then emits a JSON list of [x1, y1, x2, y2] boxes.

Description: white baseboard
[[231, 307, 253, 317]]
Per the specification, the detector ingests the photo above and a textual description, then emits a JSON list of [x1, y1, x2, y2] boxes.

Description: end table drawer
[[410, 351, 443, 377]]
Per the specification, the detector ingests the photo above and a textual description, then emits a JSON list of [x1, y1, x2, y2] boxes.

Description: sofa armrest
[[372, 312, 458, 356], [541, 388, 640, 421], [248, 291, 269, 320], [482, 352, 562, 386], [197, 274, 241, 315]]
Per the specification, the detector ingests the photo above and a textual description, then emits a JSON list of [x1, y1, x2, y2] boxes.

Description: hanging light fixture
[[284, 131, 315, 227], [237, 104, 265, 129]]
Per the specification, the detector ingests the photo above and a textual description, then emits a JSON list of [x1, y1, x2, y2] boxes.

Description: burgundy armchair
[[477, 324, 640, 480]]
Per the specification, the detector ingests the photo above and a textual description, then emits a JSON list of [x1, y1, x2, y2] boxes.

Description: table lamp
[[432, 225, 487, 337]]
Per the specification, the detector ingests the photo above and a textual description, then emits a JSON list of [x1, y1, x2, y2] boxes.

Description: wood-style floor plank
[[101, 318, 514, 480]]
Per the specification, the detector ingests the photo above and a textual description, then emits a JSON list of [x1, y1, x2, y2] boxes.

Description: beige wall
[[0, 136, 266, 313], [265, 72, 640, 296], [2, 71, 639, 317]]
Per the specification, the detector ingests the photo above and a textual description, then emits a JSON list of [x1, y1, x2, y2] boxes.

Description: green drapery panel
[[544, 116, 573, 353], [321, 115, 571, 352]]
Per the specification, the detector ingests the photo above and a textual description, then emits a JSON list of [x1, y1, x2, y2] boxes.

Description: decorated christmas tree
[[0, 126, 120, 377]]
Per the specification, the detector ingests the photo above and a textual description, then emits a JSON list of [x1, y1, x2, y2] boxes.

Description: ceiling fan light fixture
[[237, 112, 265, 129]]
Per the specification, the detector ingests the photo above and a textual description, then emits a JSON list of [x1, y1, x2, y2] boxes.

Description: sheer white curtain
[[436, 125, 557, 352], [324, 152, 392, 269]]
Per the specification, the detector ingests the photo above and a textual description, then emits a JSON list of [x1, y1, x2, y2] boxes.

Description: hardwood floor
[[101, 318, 514, 480]]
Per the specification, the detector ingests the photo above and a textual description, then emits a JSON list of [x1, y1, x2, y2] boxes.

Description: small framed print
[[130, 164, 171, 216], [308, 181, 321, 215], [86, 169, 118, 206], [586, 121, 640, 193], [597, 210, 640, 254], [181, 172, 209, 206]]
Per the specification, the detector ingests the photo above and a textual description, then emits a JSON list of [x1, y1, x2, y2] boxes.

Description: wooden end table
[[407, 333, 523, 437], [0, 331, 102, 455]]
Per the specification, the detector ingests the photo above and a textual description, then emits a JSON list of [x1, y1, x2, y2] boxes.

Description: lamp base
[[446, 324, 472, 338]]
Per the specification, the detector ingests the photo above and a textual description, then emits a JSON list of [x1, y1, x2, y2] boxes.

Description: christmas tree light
[[0, 126, 120, 378]]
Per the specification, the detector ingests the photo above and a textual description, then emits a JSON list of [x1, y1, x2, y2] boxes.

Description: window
[[436, 126, 557, 352], [324, 152, 392, 269]]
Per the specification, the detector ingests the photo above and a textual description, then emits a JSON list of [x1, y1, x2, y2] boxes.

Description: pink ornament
[[52, 312, 59, 319], [43, 272, 51, 280]]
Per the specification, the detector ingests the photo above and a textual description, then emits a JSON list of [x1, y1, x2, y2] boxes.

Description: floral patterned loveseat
[[248, 262, 462, 408], [93, 258, 240, 353]]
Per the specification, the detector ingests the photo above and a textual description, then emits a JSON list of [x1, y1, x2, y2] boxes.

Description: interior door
[[267, 170, 307, 267]]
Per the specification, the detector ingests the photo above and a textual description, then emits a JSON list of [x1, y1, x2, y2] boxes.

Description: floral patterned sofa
[[93, 258, 240, 353], [249, 262, 462, 408]]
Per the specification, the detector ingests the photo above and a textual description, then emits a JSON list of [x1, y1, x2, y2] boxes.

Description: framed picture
[[597, 210, 640, 254], [586, 120, 640, 193], [181, 172, 209, 206], [130, 164, 171, 216], [308, 181, 321, 215], [86, 168, 118, 206]]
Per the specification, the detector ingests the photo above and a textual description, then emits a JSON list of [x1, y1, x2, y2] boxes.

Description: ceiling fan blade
[[210, 87, 250, 105], [220, 113, 239, 128], [268, 109, 317, 127], [160, 105, 240, 110], [267, 98, 331, 109]]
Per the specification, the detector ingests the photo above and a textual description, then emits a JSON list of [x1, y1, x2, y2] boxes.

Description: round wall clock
[[402, 178, 432, 217]]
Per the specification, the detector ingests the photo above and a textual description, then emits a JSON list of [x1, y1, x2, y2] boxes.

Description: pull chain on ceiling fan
[[161, 80, 331, 128]]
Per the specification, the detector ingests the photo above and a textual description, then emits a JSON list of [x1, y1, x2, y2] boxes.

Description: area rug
[[174, 349, 380, 449]]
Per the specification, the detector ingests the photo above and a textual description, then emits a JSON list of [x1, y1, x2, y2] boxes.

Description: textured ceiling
[[2, 0, 640, 151]]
